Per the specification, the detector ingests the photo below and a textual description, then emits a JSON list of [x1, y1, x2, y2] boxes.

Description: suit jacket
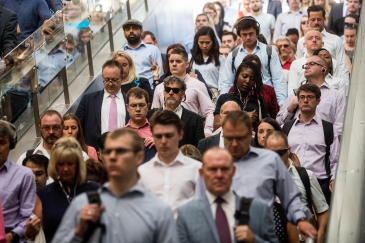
[[75, 90, 129, 149], [267, 0, 282, 19], [328, 3, 344, 33], [176, 193, 278, 243], [0, 6, 17, 58], [197, 132, 220, 155], [147, 107, 205, 147]]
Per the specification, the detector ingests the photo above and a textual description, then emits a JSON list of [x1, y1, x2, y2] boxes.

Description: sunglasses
[[301, 20, 309, 24], [164, 87, 181, 94], [344, 23, 357, 29], [278, 44, 289, 48], [274, 148, 289, 156]]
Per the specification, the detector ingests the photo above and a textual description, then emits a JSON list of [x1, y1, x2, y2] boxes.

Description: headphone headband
[[235, 16, 260, 34]]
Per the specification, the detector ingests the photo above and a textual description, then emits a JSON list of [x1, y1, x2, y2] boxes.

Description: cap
[[122, 19, 143, 30]]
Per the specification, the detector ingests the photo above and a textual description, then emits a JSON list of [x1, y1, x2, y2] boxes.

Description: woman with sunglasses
[[112, 50, 153, 104], [299, 15, 310, 38], [24, 137, 99, 243], [62, 113, 98, 161], [214, 61, 267, 131], [190, 26, 225, 103]]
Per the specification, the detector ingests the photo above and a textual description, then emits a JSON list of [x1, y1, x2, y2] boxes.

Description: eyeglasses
[[274, 148, 289, 156], [54, 142, 78, 148], [344, 23, 357, 29], [298, 95, 316, 101], [301, 20, 309, 24], [129, 103, 147, 109], [278, 44, 289, 48], [223, 132, 251, 143], [302, 62, 325, 69], [41, 125, 62, 132], [164, 87, 181, 94], [102, 147, 135, 155], [103, 78, 120, 84]]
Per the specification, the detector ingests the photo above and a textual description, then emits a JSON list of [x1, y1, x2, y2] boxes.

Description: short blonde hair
[[112, 50, 139, 83], [48, 137, 86, 185]]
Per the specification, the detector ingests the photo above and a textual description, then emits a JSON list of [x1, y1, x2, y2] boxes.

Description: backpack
[[282, 119, 334, 177], [234, 197, 253, 225], [231, 45, 272, 79]]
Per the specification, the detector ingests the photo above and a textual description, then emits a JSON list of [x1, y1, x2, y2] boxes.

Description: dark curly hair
[[191, 26, 220, 66], [233, 61, 263, 99]]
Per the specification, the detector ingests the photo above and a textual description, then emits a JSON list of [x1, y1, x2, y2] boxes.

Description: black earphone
[[321, 68, 325, 73], [235, 16, 260, 35]]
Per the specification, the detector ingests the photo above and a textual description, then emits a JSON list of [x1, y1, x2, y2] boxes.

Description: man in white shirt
[[76, 60, 128, 149], [138, 110, 201, 216], [250, 0, 275, 44], [273, 0, 304, 43], [296, 5, 349, 85], [265, 131, 329, 243], [288, 30, 346, 96]]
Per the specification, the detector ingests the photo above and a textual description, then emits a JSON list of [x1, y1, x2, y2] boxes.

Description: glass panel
[[129, 0, 145, 15], [111, 0, 128, 35]]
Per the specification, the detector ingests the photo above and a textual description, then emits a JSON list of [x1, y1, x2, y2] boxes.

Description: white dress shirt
[[205, 190, 236, 241], [287, 160, 329, 214], [163, 104, 183, 118], [138, 151, 202, 217], [343, 1, 348, 17], [101, 89, 126, 133], [262, 0, 269, 13], [219, 130, 225, 148]]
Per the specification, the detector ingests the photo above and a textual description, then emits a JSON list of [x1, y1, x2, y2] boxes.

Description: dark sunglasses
[[274, 148, 289, 156], [278, 44, 289, 48], [301, 20, 309, 24], [344, 23, 357, 29], [164, 87, 181, 94]]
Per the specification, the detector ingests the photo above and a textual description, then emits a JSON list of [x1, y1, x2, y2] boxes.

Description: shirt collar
[[234, 146, 259, 162], [101, 182, 145, 197], [296, 113, 322, 125], [125, 119, 150, 129], [103, 89, 122, 99], [287, 158, 295, 172], [240, 40, 261, 53], [321, 28, 329, 36], [0, 159, 12, 172], [152, 151, 186, 166], [123, 40, 146, 50], [205, 189, 235, 206]]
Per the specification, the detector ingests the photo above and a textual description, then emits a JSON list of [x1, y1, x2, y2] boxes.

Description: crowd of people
[[0, 0, 361, 242]]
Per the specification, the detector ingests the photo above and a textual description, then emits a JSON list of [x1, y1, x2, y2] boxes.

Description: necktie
[[108, 94, 117, 131], [215, 197, 232, 243]]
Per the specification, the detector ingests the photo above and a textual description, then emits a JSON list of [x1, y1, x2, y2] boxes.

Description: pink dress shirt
[[124, 119, 152, 138]]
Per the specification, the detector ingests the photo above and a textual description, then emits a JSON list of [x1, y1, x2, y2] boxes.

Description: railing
[[0, 0, 148, 139]]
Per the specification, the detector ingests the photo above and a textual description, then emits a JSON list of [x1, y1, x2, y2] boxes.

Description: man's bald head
[[202, 147, 233, 167], [220, 101, 241, 122], [304, 29, 323, 53]]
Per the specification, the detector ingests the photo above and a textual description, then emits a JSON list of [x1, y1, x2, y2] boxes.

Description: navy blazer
[[267, 0, 282, 19], [197, 132, 220, 155], [75, 89, 129, 149], [328, 3, 344, 33], [0, 6, 17, 57], [176, 193, 278, 243]]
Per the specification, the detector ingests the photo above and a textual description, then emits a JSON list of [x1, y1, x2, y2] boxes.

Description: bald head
[[311, 55, 327, 67], [202, 147, 233, 166], [304, 30, 323, 54], [220, 101, 241, 121]]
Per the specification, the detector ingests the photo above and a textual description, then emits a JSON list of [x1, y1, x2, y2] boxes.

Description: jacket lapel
[[121, 92, 130, 123], [199, 196, 220, 243], [213, 133, 221, 146], [95, 90, 103, 131], [181, 107, 190, 129]]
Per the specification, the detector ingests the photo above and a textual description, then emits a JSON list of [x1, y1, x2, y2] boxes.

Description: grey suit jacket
[[267, 0, 282, 19], [176, 193, 278, 243], [197, 132, 220, 155], [328, 3, 344, 31]]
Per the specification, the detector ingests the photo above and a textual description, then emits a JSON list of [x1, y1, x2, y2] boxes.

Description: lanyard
[[58, 180, 78, 204]]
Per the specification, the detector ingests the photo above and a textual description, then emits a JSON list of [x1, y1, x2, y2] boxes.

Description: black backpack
[[295, 166, 314, 213], [282, 119, 334, 177], [234, 197, 253, 226]]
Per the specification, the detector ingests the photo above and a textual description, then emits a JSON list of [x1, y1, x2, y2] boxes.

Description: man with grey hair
[[0, 121, 36, 243], [276, 36, 293, 70]]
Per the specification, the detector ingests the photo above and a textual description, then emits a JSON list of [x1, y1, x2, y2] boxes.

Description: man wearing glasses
[[281, 83, 339, 207], [76, 59, 129, 149], [265, 130, 329, 243], [277, 55, 345, 137]]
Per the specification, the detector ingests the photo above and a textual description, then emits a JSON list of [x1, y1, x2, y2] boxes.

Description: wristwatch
[[296, 217, 308, 225], [10, 231, 20, 243]]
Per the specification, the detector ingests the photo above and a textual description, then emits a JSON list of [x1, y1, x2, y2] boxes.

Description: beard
[[126, 35, 141, 45]]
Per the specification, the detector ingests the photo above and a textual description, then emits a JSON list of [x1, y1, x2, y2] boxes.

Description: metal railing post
[[127, 0, 131, 19], [61, 66, 70, 105], [144, 0, 149, 12], [86, 40, 94, 77], [107, 19, 115, 52], [31, 66, 41, 137]]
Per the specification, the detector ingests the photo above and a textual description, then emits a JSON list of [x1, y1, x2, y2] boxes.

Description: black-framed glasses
[[278, 44, 289, 48], [274, 148, 289, 156], [129, 103, 147, 109], [164, 87, 181, 94], [344, 23, 357, 29], [103, 78, 120, 84], [302, 62, 324, 69], [102, 148, 135, 155], [223, 132, 251, 143], [54, 142, 78, 148], [298, 95, 316, 101], [41, 125, 62, 132]]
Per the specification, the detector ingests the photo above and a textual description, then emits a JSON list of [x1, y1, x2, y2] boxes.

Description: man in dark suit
[[76, 60, 129, 149], [329, 0, 361, 36], [198, 101, 240, 154], [328, 2, 344, 33], [267, 0, 282, 19], [177, 147, 278, 243], [0, 6, 17, 58], [147, 75, 204, 147]]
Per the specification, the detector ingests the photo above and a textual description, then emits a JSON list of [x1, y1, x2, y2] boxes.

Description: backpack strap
[[82, 191, 105, 243], [295, 166, 314, 214], [282, 119, 296, 137], [26, 149, 35, 157], [234, 197, 253, 225], [321, 120, 334, 177], [266, 45, 272, 81], [231, 46, 240, 73]]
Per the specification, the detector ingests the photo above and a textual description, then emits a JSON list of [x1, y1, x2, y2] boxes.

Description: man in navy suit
[[177, 147, 278, 243], [76, 60, 129, 149], [266, 0, 282, 19], [0, 6, 17, 58]]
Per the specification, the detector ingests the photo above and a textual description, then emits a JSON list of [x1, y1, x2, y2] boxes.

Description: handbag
[[34, 226, 46, 243]]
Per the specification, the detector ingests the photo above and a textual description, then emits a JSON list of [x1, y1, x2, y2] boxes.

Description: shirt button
[[115, 212, 119, 217]]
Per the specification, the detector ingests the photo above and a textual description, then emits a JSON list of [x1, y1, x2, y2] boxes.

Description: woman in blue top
[[25, 137, 99, 243]]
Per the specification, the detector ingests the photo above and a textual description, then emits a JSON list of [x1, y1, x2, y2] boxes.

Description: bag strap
[[235, 197, 253, 225], [231, 46, 240, 73], [321, 120, 334, 177], [26, 149, 35, 157], [282, 119, 296, 137], [82, 191, 105, 243], [266, 45, 272, 81], [295, 166, 314, 214]]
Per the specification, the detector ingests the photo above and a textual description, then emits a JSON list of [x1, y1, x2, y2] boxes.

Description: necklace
[[59, 179, 78, 204], [237, 89, 249, 111]]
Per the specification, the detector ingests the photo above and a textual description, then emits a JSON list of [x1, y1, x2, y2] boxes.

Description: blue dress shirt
[[195, 146, 312, 224], [218, 41, 287, 105], [122, 41, 163, 88]]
